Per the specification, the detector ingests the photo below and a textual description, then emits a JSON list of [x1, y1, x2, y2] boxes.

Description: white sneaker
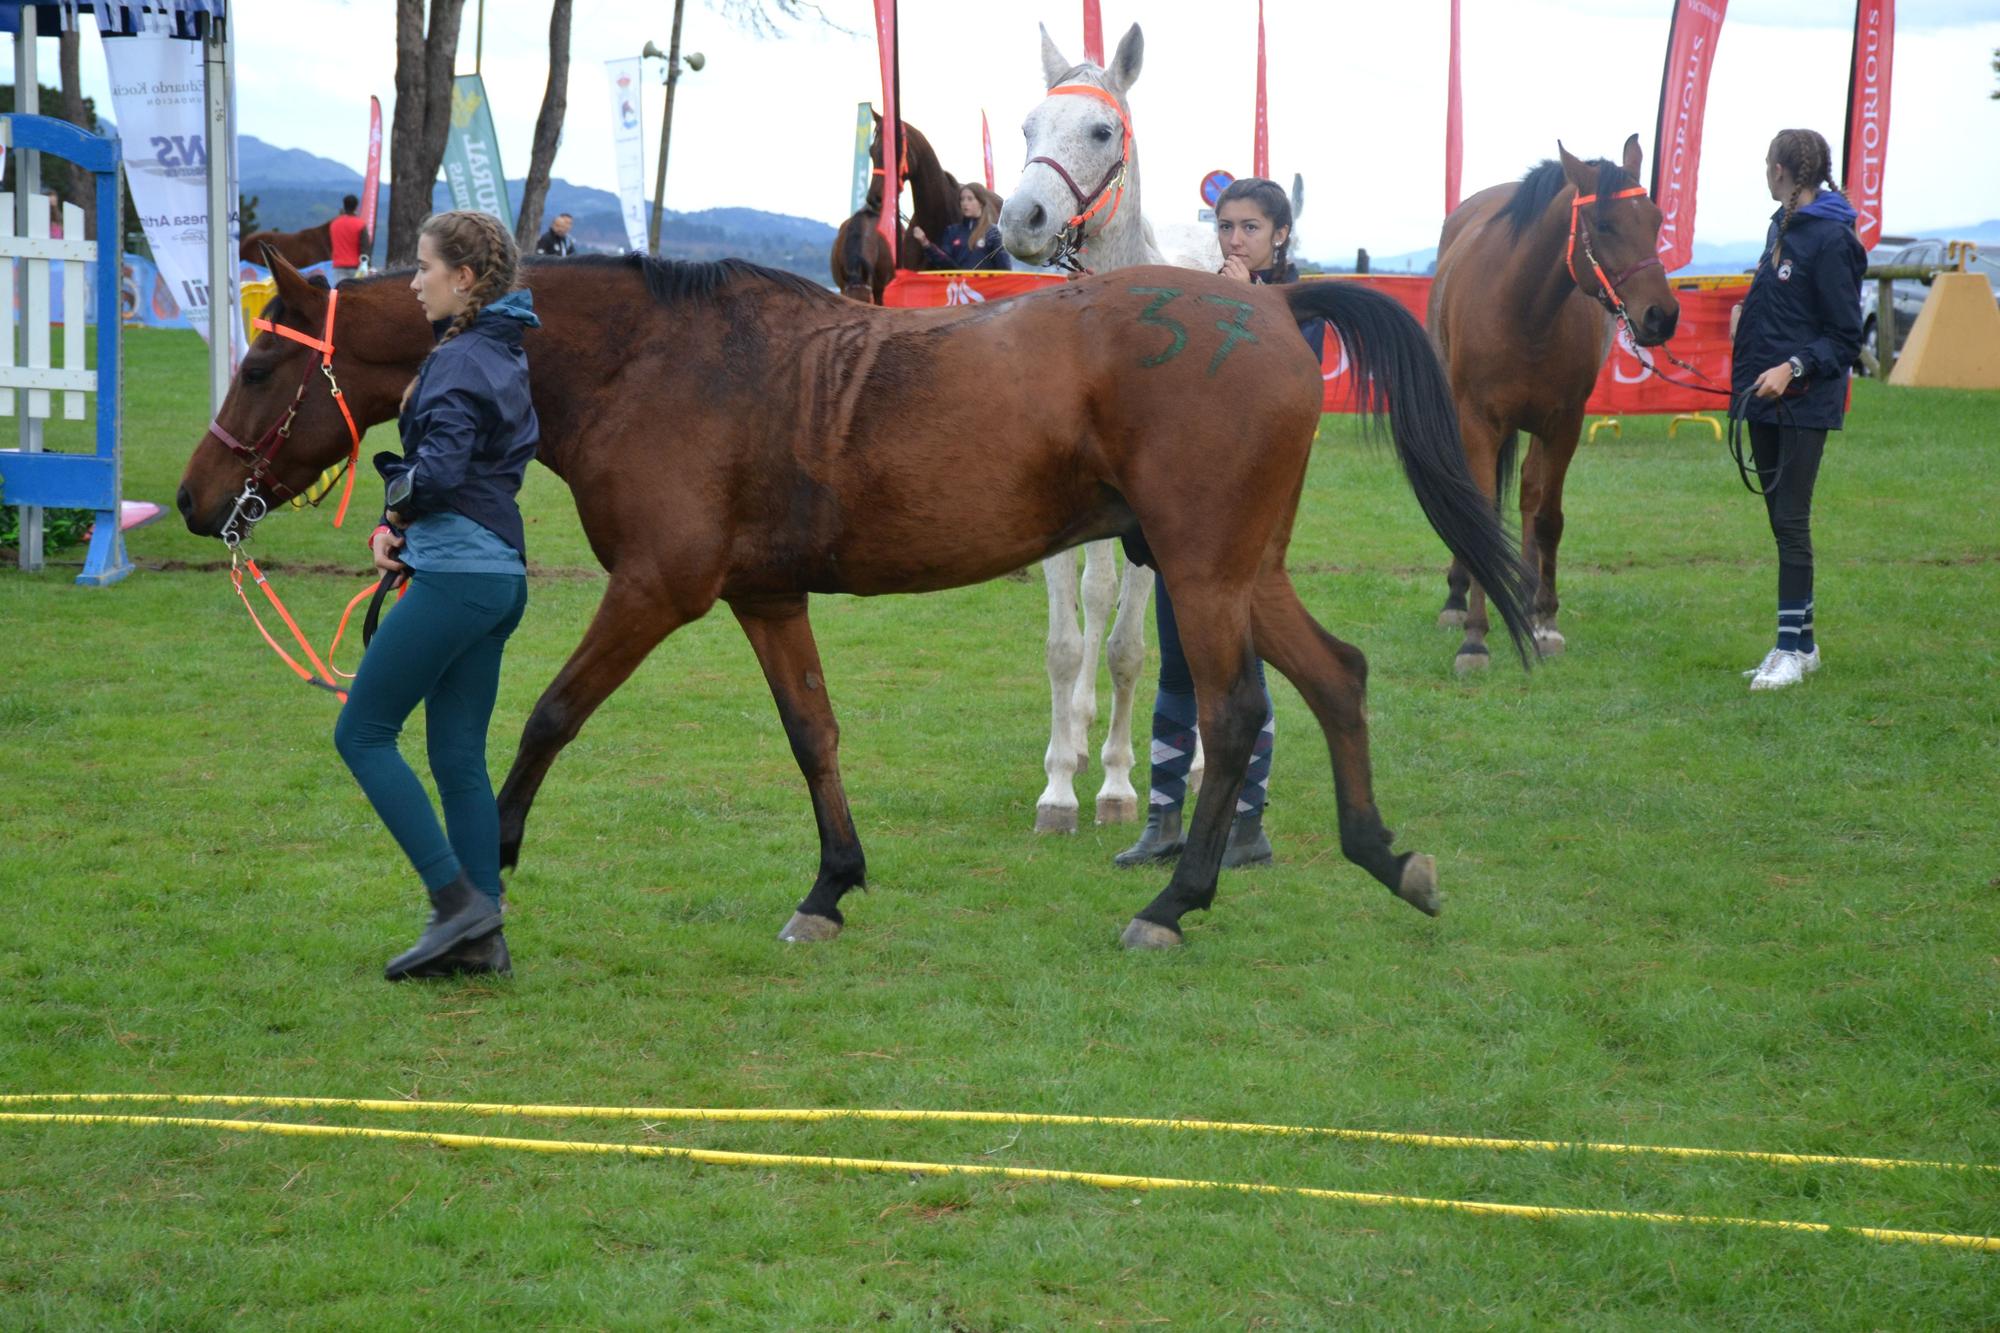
[[1743, 645, 1821, 678], [1750, 649, 1809, 691]]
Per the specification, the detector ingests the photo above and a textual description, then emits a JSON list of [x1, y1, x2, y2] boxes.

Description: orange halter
[[1026, 83, 1133, 273]]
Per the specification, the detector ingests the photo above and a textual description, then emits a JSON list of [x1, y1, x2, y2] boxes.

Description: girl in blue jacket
[[334, 210, 540, 980], [1732, 128, 1866, 692]]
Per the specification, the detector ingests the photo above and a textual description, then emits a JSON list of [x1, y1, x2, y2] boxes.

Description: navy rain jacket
[[376, 288, 542, 556], [1731, 190, 1867, 430]]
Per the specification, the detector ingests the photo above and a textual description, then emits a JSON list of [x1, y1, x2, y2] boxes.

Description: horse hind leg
[[497, 573, 713, 871], [730, 597, 867, 943], [1036, 549, 1085, 834], [1094, 557, 1153, 825], [1253, 571, 1441, 916]]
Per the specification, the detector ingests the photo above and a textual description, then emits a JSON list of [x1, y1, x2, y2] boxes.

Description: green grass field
[[1, 328, 1996, 1327]]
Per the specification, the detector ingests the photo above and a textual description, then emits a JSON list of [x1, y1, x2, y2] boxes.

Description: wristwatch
[[1786, 355, 1806, 380]]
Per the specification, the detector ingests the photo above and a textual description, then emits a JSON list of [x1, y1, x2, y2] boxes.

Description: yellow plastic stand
[[1887, 270, 2000, 390]]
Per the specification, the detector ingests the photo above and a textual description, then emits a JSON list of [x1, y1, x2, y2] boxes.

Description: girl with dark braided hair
[[1731, 129, 1866, 692], [334, 210, 541, 979]]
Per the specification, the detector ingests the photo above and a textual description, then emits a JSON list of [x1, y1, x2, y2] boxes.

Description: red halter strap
[[1025, 82, 1134, 271], [204, 285, 364, 527], [1565, 185, 1658, 316]]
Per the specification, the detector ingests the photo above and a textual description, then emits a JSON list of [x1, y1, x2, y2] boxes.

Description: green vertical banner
[[443, 74, 514, 229], [849, 101, 874, 214]]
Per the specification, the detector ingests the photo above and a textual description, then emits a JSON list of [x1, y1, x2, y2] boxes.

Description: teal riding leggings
[[333, 570, 527, 904]]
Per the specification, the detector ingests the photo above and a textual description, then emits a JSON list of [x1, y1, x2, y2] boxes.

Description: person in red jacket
[[328, 195, 370, 283]]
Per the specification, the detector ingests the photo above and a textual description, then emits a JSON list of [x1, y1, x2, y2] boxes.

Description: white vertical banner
[[102, 31, 245, 367], [604, 58, 649, 252]]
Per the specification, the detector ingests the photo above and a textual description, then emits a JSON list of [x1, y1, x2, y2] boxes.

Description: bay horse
[[241, 220, 334, 269], [177, 250, 1531, 949], [1428, 138, 1679, 671], [827, 113, 961, 302]]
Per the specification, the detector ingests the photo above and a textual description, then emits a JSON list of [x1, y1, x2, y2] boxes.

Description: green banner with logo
[[849, 101, 873, 214], [443, 74, 513, 229]]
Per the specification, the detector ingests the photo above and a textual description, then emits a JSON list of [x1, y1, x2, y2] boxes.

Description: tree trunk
[[386, 0, 469, 265], [515, 0, 572, 250], [57, 29, 96, 238]]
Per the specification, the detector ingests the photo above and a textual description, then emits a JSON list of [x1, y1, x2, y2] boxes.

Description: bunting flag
[[1445, 0, 1462, 215], [1253, 0, 1269, 179], [982, 110, 995, 191], [1650, 0, 1729, 273], [1083, 0, 1103, 66], [873, 0, 901, 262], [360, 95, 382, 257], [1843, 0, 1894, 249]]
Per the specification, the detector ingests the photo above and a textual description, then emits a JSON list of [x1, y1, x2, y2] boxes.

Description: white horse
[[1000, 23, 1185, 836]]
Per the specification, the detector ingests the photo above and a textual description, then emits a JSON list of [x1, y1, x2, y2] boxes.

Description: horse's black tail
[[1284, 281, 1535, 665]]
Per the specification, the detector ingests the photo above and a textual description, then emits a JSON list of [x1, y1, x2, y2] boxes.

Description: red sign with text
[[1843, 1, 1894, 250], [1650, 0, 1729, 273]]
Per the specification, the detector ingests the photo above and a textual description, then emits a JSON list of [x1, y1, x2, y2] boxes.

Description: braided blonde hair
[[1768, 128, 1838, 268], [402, 210, 522, 410]]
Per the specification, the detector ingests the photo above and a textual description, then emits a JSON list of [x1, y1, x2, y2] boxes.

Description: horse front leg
[[497, 573, 713, 870], [1093, 556, 1152, 825], [1453, 421, 1510, 675], [1526, 421, 1581, 655], [1072, 539, 1119, 769], [729, 597, 867, 943], [1036, 550, 1085, 834]]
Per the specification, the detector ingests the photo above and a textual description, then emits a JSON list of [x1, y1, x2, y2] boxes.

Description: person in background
[[1114, 176, 1318, 872], [1731, 128, 1865, 693], [534, 212, 577, 257], [328, 194, 369, 283], [910, 185, 1010, 270]]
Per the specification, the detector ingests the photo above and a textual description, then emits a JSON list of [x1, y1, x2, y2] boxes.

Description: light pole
[[642, 3, 706, 256]]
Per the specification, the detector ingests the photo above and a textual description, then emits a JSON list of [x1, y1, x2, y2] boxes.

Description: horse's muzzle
[[1635, 304, 1679, 348]]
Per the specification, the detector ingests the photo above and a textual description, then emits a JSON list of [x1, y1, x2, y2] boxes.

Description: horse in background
[[998, 23, 1163, 835], [240, 220, 333, 269], [828, 114, 964, 303], [1427, 137, 1679, 671]]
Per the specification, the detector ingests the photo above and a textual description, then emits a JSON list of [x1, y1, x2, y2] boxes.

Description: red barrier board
[[879, 270, 1743, 416]]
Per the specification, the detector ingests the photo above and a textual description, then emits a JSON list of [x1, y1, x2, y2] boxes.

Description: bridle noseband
[[206, 285, 364, 545], [1025, 83, 1133, 274]]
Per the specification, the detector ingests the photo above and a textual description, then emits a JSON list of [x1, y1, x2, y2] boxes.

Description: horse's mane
[[1498, 158, 1636, 238], [575, 253, 835, 306]]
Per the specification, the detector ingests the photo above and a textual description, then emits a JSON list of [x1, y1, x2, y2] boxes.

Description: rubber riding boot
[[1112, 807, 1184, 868], [404, 928, 511, 979], [1221, 811, 1273, 869], [384, 873, 503, 982]]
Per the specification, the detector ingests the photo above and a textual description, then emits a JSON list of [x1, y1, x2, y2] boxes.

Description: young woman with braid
[[334, 210, 541, 979], [1731, 129, 1866, 692], [1115, 177, 1324, 870]]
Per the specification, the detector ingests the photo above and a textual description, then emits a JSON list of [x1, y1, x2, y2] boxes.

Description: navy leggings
[[1151, 576, 1273, 817], [333, 569, 527, 904]]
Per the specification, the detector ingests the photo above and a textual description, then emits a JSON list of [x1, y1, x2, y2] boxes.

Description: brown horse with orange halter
[[1428, 137, 1679, 671], [829, 114, 962, 301], [178, 251, 1532, 949]]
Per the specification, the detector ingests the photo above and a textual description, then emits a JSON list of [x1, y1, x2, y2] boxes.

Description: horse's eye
[[1093, 125, 1114, 143], [243, 365, 272, 385]]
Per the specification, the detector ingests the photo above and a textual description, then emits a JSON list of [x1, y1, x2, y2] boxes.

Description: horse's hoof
[[1393, 854, 1443, 917], [1035, 804, 1079, 835], [1437, 608, 1468, 629], [1534, 626, 1567, 655], [1095, 794, 1139, 825], [1453, 649, 1491, 676], [778, 912, 842, 943], [1120, 918, 1183, 950]]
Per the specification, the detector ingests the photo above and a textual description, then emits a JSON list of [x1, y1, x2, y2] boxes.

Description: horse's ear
[[1106, 23, 1144, 95], [1622, 133, 1644, 182], [1038, 23, 1070, 88], [1556, 141, 1591, 192], [268, 247, 327, 318]]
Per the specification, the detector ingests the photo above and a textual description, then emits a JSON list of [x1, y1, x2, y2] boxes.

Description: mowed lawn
[[1, 327, 1996, 1327]]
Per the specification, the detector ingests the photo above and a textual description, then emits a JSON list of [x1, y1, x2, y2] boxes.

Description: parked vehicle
[[1860, 239, 2000, 361]]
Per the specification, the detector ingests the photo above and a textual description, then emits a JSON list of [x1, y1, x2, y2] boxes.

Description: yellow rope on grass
[[0, 1092, 1991, 1176]]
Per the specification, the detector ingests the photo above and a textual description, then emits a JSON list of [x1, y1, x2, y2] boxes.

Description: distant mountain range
[[237, 135, 837, 281]]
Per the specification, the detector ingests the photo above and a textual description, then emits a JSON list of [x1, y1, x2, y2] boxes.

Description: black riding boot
[[1221, 810, 1273, 869], [1112, 807, 1184, 868], [385, 873, 503, 982], [403, 927, 511, 979]]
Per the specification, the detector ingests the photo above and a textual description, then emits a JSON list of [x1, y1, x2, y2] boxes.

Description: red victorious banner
[[874, 0, 901, 262], [1253, 0, 1270, 178], [1650, 0, 1729, 273], [1445, 0, 1462, 215], [982, 109, 995, 191], [360, 95, 383, 252], [1843, 0, 1894, 250], [1311, 275, 1741, 416], [1083, 0, 1104, 65]]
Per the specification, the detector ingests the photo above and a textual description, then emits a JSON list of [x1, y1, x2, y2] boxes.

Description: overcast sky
[[67, 0, 2000, 259]]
